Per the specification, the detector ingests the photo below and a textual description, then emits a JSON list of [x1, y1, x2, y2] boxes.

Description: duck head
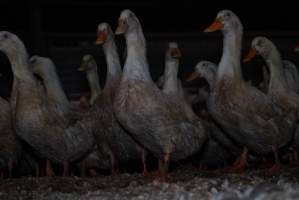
[[115, 9, 140, 35], [78, 55, 97, 72], [243, 37, 272, 62], [204, 10, 242, 33], [30, 56, 56, 77], [95, 22, 114, 45], [166, 42, 181, 60], [0, 31, 26, 56], [187, 61, 217, 83]]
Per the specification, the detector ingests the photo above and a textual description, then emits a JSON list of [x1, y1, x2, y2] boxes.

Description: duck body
[[115, 78, 205, 161], [0, 32, 94, 165], [200, 121, 233, 168], [208, 79, 293, 154], [15, 80, 94, 163]]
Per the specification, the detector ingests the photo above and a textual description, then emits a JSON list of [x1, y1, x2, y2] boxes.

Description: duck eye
[[225, 12, 231, 17], [256, 40, 264, 47], [3, 33, 8, 39]]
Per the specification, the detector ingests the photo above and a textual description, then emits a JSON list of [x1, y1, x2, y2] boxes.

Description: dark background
[[0, 0, 299, 98]]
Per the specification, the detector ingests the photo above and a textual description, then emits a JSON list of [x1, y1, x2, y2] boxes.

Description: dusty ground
[[1, 165, 299, 200]]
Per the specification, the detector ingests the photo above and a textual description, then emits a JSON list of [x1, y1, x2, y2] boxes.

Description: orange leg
[[228, 147, 248, 173], [63, 162, 69, 176], [8, 159, 14, 178], [157, 153, 171, 181], [46, 160, 55, 177], [80, 160, 86, 177], [269, 147, 281, 174], [142, 150, 149, 176], [89, 169, 98, 177]]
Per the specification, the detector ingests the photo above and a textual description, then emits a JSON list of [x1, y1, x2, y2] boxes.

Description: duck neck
[[42, 68, 69, 105], [124, 27, 152, 82], [103, 39, 122, 87], [217, 28, 243, 83], [163, 58, 179, 94], [265, 49, 288, 93], [86, 68, 101, 104], [205, 71, 216, 90], [6, 46, 35, 84]]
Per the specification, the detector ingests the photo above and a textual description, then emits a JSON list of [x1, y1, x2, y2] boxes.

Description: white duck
[[203, 10, 295, 172], [78, 54, 101, 106], [0, 31, 95, 176], [113, 10, 206, 180], [244, 37, 299, 166], [30, 55, 110, 176], [187, 61, 241, 168]]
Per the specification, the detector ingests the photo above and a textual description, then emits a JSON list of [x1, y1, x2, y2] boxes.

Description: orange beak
[[78, 60, 90, 71], [170, 48, 182, 58], [294, 43, 299, 52], [95, 31, 107, 45], [243, 48, 257, 62], [186, 71, 200, 82], [115, 20, 128, 35], [204, 18, 224, 32]]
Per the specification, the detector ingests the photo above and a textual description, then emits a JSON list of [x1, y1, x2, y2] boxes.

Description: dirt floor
[[1, 165, 299, 200]]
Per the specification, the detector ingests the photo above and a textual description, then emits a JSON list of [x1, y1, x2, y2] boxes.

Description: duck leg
[[89, 169, 98, 177], [109, 151, 119, 175], [198, 162, 207, 171], [142, 150, 149, 176], [229, 147, 248, 173], [269, 147, 281, 173], [79, 160, 86, 177], [63, 161, 69, 176], [46, 160, 55, 177], [158, 153, 171, 181], [8, 159, 13, 178], [35, 163, 40, 177]]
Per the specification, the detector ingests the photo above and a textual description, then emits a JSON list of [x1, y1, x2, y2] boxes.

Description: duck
[[244, 36, 299, 165], [203, 10, 295, 172], [113, 10, 206, 179], [78, 55, 101, 106], [0, 31, 95, 176], [77, 54, 114, 175], [94, 22, 147, 175], [30, 55, 110, 176], [187, 61, 241, 168]]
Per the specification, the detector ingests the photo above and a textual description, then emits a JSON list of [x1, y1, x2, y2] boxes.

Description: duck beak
[[294, 44, 299, 52], [186, 71, 200, 82], [204, 18, 223, 32], [170, 48, 182, 59], [95, 31, 107, 45], [78, 63, 87, 71], [243, 48, 257, 62], [115, 20, 128, 35]]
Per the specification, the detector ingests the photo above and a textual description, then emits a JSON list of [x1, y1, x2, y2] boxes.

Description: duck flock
[[0, 8, 299, 181]]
